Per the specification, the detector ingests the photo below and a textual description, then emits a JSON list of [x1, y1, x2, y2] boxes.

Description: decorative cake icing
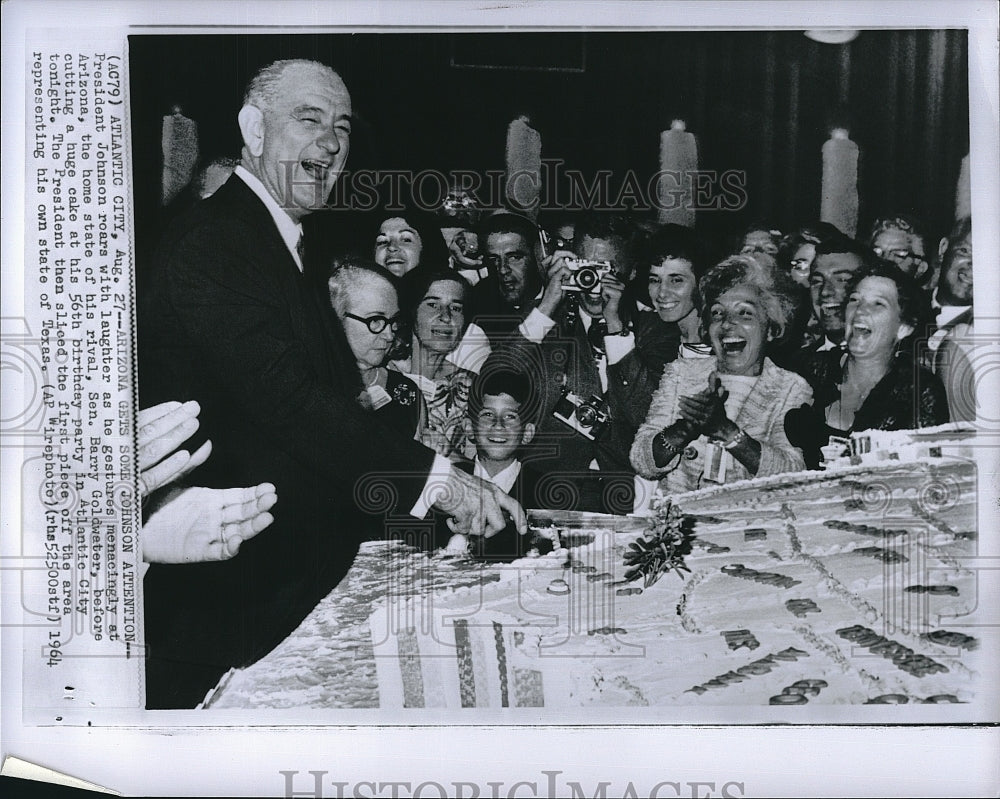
[[204, 429, 986, 713]]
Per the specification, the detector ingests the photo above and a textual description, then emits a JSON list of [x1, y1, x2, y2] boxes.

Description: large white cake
[[203, 436, 989, 715]]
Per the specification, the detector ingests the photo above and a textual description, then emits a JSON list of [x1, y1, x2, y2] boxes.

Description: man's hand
[[600, 271, 627, 331], [142, 483, 277, 563], [537, 249, 576, 318], [434, 466, 527, 538], [137, 401, 212, 496]]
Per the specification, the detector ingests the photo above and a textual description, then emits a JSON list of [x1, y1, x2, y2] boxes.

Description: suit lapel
[[221, 176, 360, 394]]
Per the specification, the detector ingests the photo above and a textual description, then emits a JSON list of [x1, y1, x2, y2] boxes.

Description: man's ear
[[238, 105, 265, 158], [521, 422, 536, 446], [463, 417, 475, 443], [896, 322, 914, 341], [938, 236, 949, 260]]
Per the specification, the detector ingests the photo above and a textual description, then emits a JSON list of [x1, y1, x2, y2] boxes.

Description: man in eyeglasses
[[867, 214, 932, 285], [139, 60, 524, 708], [926, 217, 975, 421]]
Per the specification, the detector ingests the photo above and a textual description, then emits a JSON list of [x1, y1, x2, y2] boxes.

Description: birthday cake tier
[[204, 452, 989, 714]]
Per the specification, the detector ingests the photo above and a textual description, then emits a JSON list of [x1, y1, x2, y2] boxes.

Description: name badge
[[366, 384, 393, 411], [702, 441, 729, 483]]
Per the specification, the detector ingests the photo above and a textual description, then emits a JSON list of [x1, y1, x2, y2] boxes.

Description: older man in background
[[928, 217, 975, 422]]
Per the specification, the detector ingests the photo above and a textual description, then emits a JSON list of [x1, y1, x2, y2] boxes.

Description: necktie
[[587, 317, 608, 357], [296, 233, 307, 274]]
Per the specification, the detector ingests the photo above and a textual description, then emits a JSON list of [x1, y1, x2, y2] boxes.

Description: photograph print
[[127, 26, 993, 718]]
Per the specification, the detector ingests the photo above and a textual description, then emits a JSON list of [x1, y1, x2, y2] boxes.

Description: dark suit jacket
[[605, 310, 682, 468], [451, 459, 546, 561], [138, 175, 435, 707]]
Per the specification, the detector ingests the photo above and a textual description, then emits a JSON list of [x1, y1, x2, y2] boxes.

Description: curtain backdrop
[[129, 30, 969, 261]]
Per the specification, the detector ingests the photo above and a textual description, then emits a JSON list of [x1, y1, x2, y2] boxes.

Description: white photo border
[[2, 0, 999, 796]]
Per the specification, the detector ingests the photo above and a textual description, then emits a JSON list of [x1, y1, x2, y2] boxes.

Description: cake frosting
[[204, 428, 987, 713]]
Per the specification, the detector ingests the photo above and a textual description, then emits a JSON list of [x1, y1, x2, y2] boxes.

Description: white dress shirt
[[234, 166, 304, 272], [473, 457, 522, 495]]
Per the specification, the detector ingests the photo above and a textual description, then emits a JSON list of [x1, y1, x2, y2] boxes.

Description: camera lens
[[574, 266, 599, 291], [576, 402, 599, 426]]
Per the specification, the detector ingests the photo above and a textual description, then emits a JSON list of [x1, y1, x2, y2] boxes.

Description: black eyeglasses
[[344, 313, 402, 334]]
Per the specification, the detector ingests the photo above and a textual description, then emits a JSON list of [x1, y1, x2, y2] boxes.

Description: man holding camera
[[482, 214, 675, 513]]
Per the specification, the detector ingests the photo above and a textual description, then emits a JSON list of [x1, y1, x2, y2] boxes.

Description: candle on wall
[[955, 153, 971, 220], [820, 127, 859, 238], [505, 115, 542, 220], [658, 119, 698, 227], [161, 106, 199, 206]]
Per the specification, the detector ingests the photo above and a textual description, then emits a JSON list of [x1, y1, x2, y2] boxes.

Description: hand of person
[[600, 271, 627, 331], [434, 466, 527, 538], [137, 401, 212, 497], [537, 249, 576, 317], [141, 483, 277, 563], [677, 372, 734, 439], [447, 230, 483, 270]]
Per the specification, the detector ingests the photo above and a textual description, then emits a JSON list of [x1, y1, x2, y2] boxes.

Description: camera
[[553, 389, 611, 440], [452, 230, 480, 260], [538, 228, 574, 257], [563, 259, 613, 295]]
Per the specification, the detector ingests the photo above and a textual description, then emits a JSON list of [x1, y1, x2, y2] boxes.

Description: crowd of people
[[331, 201, 973, 512], [136, 58, 976, 707]]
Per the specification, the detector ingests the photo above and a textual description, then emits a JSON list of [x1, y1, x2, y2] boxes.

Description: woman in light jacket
[[631, 254, 813, 494]]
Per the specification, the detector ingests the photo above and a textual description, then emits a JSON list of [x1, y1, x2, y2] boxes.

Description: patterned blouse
[[389, 359, 477, 461]]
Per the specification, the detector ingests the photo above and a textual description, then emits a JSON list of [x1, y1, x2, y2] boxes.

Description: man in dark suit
[[926, 217, 974, 421], [472, 212, 548, 345], [483, 215, 678, 514], [139, 59, 523, 708]]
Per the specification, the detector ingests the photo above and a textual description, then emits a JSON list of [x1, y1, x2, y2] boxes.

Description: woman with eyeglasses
[[328, 259, 425, 439], [391, 268, 478, 460]]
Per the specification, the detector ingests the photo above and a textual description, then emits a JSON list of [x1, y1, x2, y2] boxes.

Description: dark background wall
[[128, 30, 969, 261]]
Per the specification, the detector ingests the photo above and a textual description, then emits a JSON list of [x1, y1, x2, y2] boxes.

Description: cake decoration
[[622, 498, 695, 588]]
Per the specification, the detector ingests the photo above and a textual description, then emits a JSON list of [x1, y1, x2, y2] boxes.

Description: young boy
[[464, 369, 536, 490], [450, 368, 542, 560]]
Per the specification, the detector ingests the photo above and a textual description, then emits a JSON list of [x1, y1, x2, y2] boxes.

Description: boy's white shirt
[[472, 456, 522, 495]]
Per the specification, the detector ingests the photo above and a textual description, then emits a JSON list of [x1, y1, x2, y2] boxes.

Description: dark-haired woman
[[788, 261, 949, 467], [390, 269, 478, 460]]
